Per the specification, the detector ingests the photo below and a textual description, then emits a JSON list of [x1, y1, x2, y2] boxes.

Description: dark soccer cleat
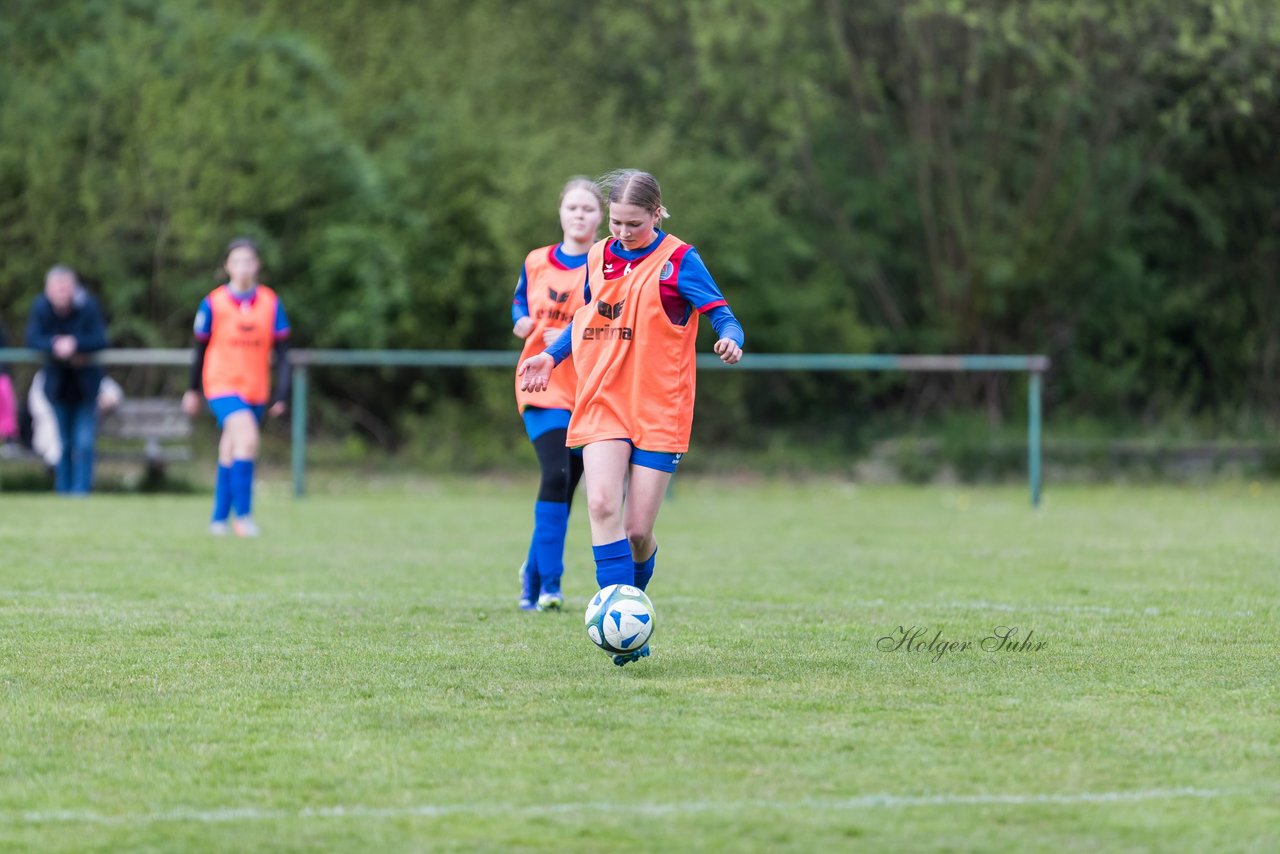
[[612, 644, 650, 667]]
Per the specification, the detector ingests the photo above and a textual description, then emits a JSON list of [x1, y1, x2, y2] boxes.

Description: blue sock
[[634, 547, 657, 591], [521, 545, 540, 604], [533, 501, 569, 595], [212, 463, 233, 522], [592, 538, 633, 589], [230, 459, 254, 518]]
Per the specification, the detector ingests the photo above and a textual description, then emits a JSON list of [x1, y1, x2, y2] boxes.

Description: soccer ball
[[584, 584, 655, 654]]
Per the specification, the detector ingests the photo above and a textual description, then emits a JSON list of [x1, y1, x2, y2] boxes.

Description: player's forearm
[[271, 339, 292, 405], [545, 322, 574, 366], [188, 340, 208, 393], [705, 305, 744, 348]]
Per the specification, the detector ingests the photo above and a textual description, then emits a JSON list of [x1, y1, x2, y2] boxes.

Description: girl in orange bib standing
[[182, 239, 291, 537], [511, 177, 603, 611], [519, 170, 744, 665]]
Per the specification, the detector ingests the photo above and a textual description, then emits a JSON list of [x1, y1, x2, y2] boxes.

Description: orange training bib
[[566, 235, 698, 452], [203, 285, 280, 404]]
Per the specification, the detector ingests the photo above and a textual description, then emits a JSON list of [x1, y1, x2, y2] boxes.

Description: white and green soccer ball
[[584, 584, 655, 655]]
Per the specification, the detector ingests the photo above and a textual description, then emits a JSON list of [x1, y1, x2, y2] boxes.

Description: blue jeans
[[51, 400, 98, 494]]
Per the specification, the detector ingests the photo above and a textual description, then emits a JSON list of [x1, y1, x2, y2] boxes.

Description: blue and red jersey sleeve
[[664, 246, 744, 347], [273, 299, 290, 340], [194, 298, 213, 341], [512, 265, 531, 324], [666, 247, 725, 314]]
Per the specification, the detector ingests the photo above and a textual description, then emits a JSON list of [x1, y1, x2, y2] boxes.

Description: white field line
[[928, 599, 1257, 619], [659, 596, 1259, 619], [7, 786, 1272, 826]]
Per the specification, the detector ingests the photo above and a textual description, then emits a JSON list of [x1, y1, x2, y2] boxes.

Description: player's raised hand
[[713, 338, 742, 365], [513, 316, 534, 339], [518, 352, 554, 392]]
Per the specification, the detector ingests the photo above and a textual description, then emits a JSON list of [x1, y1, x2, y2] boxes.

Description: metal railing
[[0, 348, 1049, 504]]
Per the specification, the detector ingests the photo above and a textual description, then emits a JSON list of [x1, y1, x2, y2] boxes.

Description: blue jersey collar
[[552, 243, 589, 270], [224, 283, 259, 304]]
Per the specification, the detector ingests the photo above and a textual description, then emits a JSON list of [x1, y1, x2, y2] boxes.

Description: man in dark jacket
[[26, 266, 109, 494]]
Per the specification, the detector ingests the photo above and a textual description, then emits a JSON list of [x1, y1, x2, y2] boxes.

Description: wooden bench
[[98, 398, 193, 474], [2, 397, 193, 484]]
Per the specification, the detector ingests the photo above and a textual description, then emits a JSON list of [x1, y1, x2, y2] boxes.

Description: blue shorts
[[521, 406, 572, 442], [573, 439, 683, 473], [208, 396, 266, 429], [629, 442, 683, 473]]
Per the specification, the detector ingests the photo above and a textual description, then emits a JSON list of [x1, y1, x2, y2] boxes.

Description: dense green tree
[[1, 0, 1277, 452]]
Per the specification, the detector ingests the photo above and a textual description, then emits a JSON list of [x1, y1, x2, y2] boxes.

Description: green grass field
[[2, 478, 1277, 851]]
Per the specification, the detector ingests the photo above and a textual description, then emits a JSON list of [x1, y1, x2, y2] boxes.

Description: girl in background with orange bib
[[519, 170, 744, 664], [511, 178, 603, 611], [182, 239, 291, 537]]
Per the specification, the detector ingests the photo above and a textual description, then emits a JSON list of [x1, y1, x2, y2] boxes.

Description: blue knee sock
[[521, 545, 540, 604], [212, 463, 233, 522], [533, 501, 569, 595], [593, 538, 633, 589], [634, 547, 657, 592], [230, 459, 254, 518]]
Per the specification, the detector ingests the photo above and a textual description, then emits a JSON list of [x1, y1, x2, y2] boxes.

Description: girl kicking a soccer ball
[[518, 169, 744, 665]]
